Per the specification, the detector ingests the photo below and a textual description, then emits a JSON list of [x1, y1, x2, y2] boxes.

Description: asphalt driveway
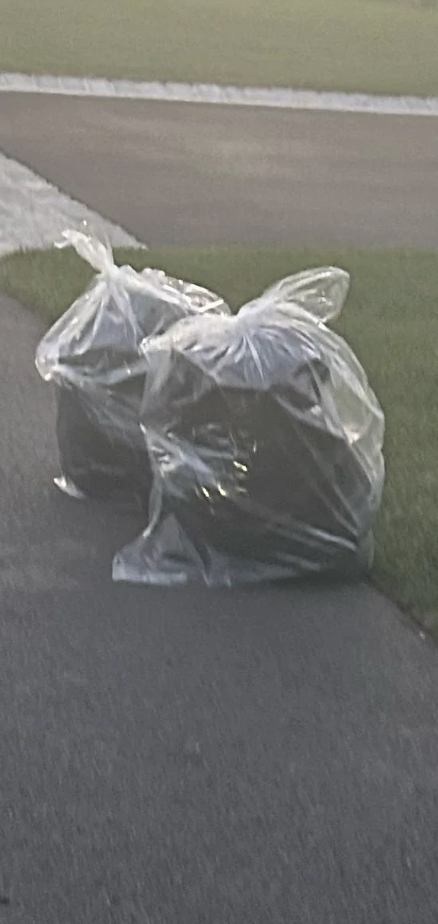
[[2, 293, 438, 923]]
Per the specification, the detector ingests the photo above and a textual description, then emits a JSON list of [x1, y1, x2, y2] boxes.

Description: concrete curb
[[1, 73, 438, 117]]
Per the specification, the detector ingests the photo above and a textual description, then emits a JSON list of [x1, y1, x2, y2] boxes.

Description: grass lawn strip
[[1, 245, 437, 619], [0, 0, 437, 97]]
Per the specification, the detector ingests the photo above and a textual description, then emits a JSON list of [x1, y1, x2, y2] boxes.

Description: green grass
[[0, 0, 437, 96], [1, 245, 438, 620]]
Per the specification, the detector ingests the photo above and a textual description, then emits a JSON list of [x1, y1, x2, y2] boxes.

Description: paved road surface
[[0, 94, 438, 247], [2, 297, 438, 923]]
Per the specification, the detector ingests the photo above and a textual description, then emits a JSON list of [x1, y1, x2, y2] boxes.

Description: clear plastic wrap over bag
[[35, 230, 230, 504], [113, 266, 385, 586]]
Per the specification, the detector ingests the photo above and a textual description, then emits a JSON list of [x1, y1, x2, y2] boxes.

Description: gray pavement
[[2, 96, 438, 923], [2, 302, 438, 924], [0, 94, 438, 247]]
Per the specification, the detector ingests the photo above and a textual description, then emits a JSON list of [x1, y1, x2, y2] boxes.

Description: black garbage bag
[[35, 229, 230, 505], [54, 380, 152, 505], [113, 267, 385, 585]]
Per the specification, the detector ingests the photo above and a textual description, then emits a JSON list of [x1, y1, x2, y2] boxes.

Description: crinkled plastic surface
[[35, 230, 230, 503], [113, 266, 385, 586]]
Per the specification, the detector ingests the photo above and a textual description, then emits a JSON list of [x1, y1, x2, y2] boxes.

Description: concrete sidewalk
[[0, 94, 438, 248], [2, 293, 438, 923]]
